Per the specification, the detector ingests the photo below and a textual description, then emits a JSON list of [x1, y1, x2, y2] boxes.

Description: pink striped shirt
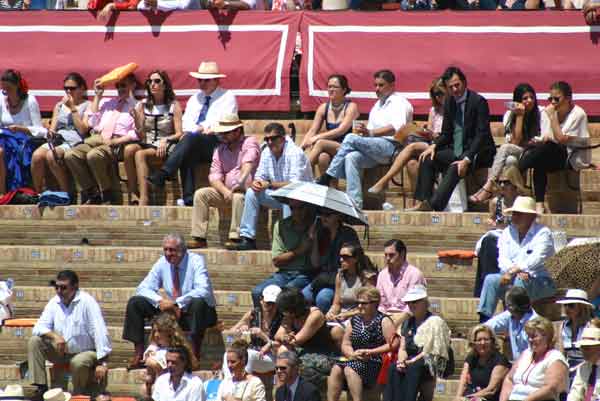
[[376, 262, 427, 314], [208, 135, 260, 189]]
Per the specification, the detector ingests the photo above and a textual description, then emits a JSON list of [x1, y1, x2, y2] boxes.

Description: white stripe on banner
[[3, 24, 289, 98], [307, 25, 600, 100]]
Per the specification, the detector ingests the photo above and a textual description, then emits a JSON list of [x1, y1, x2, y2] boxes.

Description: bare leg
[[344, 366, 364, 401], [46, 148, 71, 192], [136, 148, 159, 206], [317, 153, 332, 177], [330, 325, 345, 349], [309, 140, 341, 175], [124, 143, 142, 200], [327, 365, 345, 401], [369, 142, 429, 194], [31, 147, 48, 193], [469, 178, 495, 203], [0, 147, 5, 195]]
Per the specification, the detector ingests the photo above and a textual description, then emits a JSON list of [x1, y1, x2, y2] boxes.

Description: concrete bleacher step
[[0, 246, 477, 297]]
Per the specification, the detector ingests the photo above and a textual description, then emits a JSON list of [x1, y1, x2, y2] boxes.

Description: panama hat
[[401, 285, 428, 303], [556, 289, 593, 307], [43, 388, 71, 401], [212, 113, 243, 134], [576, 327, 600, 347], [189, 61, 226, 79], [504, 196, 539, 215], [0, 384, 26, 400]]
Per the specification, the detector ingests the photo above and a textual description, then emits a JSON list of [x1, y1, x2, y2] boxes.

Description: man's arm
[[86, 296, 112, 360], [135, 262, 163, 307], [271, 221, 312, 268], [520, 227, 555, 276], [175, 254, 215, 309], [484, 310, 510, 333], [464, 94, 491, 161]]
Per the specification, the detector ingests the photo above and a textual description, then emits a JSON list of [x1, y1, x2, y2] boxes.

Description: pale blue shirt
[[485, 309, 538, 361], [32, 290, 112, 359], [498, 222, 555, 278], [255, 137, 313, 183], [136, 252, 217, 309]]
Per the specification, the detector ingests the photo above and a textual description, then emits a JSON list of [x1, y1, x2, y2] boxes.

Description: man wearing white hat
[[147, 61, 238, 206], [477, 196, 556, 321], [188, 113, 260, 249], [567, 326, 600, 401]]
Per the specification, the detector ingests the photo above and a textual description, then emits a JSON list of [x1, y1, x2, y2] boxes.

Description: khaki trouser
[[191, 187, 244, 239], [64, 135, 116, 192], [27, 335, 106, 395], [390, 311, 411, 330]]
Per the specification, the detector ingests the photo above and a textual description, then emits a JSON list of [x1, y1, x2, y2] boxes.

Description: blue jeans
[[477, 273, 557, 317], [326, 134, 397, 209], [239, 188, 291, 240], [302, 284, 335, 313], [252, 272, 312, 307]]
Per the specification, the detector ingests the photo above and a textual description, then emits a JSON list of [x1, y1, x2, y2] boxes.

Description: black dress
[[464, 351, 510, 401]]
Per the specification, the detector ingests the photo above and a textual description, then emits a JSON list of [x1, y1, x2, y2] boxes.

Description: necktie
[[285, 386, 293, 401], [172, 266, 181, 299], [584, 364, 597, 401], [196, 96, 211, 125], [453, 101, 464, 158]]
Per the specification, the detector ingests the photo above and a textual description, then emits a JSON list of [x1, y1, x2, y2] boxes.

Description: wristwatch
[[266, 179, 272, 189]]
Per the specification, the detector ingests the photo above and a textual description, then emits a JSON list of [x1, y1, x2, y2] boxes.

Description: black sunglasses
[[564, 303, 578, 309], [548, 96, 562, 103], [275, 366, 288, 371], [339, 254, 355, 260], [498, 180, 513, 186], [264, 135, 282, 143], [54, 284, 68, 291], [63, 86, 78, 92], [432, 91, 444, 97], [357, 300, 375, 305], [146, 78, 163, 85]]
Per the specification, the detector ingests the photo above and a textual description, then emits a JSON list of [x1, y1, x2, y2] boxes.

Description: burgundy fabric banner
[[300, 11, 600, 116], [0, 11, 300, 112]]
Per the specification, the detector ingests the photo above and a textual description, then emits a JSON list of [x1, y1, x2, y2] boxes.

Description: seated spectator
[[64, 74, 138, 205], [250, 200, 315, 307], [473, 166, 526, 297], [327, 286, 396, 401], [91, 0, 139, 21], [477, 196, 556, 322], [0, 69, 46, 195], [325, 242, 378, 344], [499, 317, 568, 401], [316, 69, 413, 210], [368, 78, 447, 196], [0, 0, 29, 8], [146, 61, 238, 206], [271, 0, 311, 9], [274, 351, 321, 401], [206, 0, 265, 10], [401, 0, 434, 10], [454, 324, 510, 401], [31, 72, 90, 195], [470, 83, 542, 204], [376, 239, 427, 326], [555, 289, 594, 383], [188, 113, 260, 249], [222, 285, 283, 378], [409, 66, 496, 212], [128, 70, 183, 206], [141, 312, 198, 399], [301, 74, 359, 175], [519, 81, 590, 214], [137, 0, 199, 10], [274, 287, 336, 356], [28, 270, 111, 398], [122, 233, 217, 367], [485, 286, 538, 361], [230, 123, 312, 251], [584, 2, 600, 24], [384, 285, 451, 401], [152, 346, 206, 401], [567, 325, 600, 401], [218, 339, 267, 401], [302, 209, 359, 313]]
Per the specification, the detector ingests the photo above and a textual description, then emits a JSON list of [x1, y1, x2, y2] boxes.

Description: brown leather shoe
[[187, 238, 208, 249], [127, 354, 145, 370]]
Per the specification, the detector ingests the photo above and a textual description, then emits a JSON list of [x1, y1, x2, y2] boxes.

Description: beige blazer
[[567, 361, 600, 401]]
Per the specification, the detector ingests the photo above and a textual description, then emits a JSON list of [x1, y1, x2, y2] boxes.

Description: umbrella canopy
[[545, 242, 600, 292], [271, 182, 369, 226]]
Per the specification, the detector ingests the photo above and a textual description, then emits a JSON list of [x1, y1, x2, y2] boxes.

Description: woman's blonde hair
[[429, 78, 447, 109], [467, 324, 499, 358], [525, 316, 555, 347], [227, 338, 250, 365], [356, 286, 381, 304], [150, 312, 199, 369]]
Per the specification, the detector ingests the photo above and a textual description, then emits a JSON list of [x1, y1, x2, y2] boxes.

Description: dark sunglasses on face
[[339, 254, 355, 260], [197, 78, 213, 83], [54, 284, 68, 291], [264, 135, 282, 144], [432, 91, 444, 97], [64, 86, 78, 92], [564, 303, 578, 309], [548, 96, 562, 103], [275, 366, 288, 371], [357, 300, 374, 305], [498, 180, 513, 186], [147, 78, 163, 85]]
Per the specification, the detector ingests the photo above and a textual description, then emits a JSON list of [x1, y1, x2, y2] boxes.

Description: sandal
[[469, 188, 493, 204]]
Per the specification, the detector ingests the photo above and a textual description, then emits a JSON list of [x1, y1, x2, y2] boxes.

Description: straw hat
[[504, 196, 538, 215], [576, 327, 600, 347], [401, 285, 428, 303], [212, 113, 243, 134], [556, 289, 593, 307], [0, 384, 26, 400], [43, 388, 71, 401], [189, 61, 226, 79]]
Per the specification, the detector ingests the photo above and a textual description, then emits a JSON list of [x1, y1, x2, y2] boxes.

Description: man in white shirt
[[147, 61, 238, 206], [316, 69, 413, 209], [229, 123, 312, 251], [152, 347, 205, 401], [27, 270, 111, 397], [478, 196, 556, 321]]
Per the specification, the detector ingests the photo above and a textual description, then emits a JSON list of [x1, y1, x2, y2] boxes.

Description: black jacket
[[275, 378, 321, 401]]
